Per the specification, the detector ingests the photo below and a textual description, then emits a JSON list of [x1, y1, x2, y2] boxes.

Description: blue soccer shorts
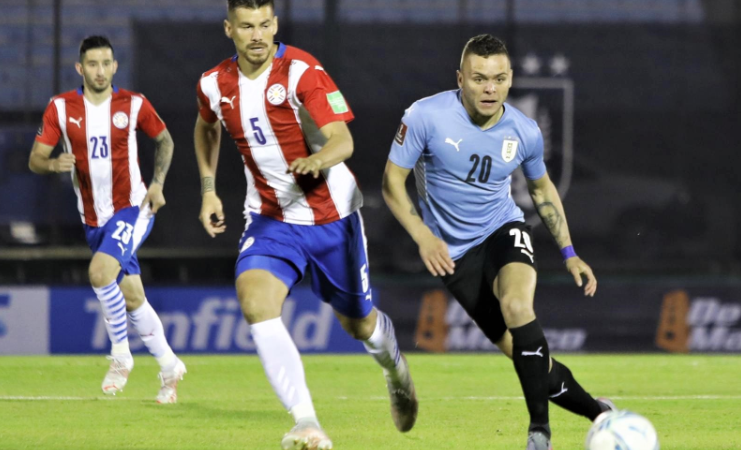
[[235, 211, 374, 319], [84, 205, 155, 277]]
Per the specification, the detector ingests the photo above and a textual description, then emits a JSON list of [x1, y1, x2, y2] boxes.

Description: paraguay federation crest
[[112, 111, 129, 129], [267, 84, 286, 105], [501, 137, 519, 163]]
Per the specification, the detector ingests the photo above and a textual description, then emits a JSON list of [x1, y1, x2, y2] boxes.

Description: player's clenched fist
[[199, 192, 226, 238], [51, 153, 76, 173]]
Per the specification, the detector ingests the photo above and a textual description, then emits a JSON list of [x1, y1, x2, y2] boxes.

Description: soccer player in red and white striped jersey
[[29, 36, 185, 403], [194, 1, 417, 447]]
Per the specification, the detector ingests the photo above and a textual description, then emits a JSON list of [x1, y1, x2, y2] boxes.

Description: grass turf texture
[[0, 355, 739, 449]]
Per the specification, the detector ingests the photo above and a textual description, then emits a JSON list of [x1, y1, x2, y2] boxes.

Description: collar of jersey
[[231, 42, 286, 63]]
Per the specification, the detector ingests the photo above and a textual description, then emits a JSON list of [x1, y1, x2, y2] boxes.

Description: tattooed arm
[[141, 129, 174, 213], [151, 129, 174, 185], [382, 160, 455, 276], [526, 172, 572, 249], [527, 172, 597, 296]]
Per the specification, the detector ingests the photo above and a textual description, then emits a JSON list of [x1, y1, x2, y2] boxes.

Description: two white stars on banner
[[521, 53, 570, 76]]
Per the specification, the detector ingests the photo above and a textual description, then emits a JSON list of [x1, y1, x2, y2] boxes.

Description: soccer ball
[[585, 410, 660, 450]]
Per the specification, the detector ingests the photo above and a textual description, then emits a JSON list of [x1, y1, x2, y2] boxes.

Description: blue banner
[[50, 286, 366, 354]]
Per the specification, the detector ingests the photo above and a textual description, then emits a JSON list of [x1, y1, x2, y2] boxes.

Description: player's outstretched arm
[[194, 115, 225, 238], [527, 172, 597, 296], [287, 121, 353, 178], [382, 160, 455, 277], [28, 141, 75, 175], [141, 129, 174, 213]]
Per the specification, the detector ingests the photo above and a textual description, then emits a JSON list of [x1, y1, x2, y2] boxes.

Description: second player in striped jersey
[[29, 36, 186, 403], [194, 1, 417, 448]]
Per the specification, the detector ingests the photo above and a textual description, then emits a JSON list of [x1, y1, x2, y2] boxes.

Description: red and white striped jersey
[[36, 86, 166, 227], [197, 43, 363, 226]]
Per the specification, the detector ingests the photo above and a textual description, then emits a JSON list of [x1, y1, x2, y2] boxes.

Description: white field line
[[342, 395, 741, 401], [3, 395, 739, 402]]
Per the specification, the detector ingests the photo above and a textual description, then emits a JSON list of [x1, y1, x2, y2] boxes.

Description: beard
[[243, 43, 271, 65], [86, 78, 110, 93], [244, 53, 269, 65]]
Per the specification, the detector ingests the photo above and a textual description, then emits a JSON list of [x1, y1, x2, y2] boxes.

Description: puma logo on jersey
[[521, 346, 544, 357], [117, 242, 127, 255], [69, 117, 83, 128], [445, 138, 462, 152], [220, 96, 236, 109]]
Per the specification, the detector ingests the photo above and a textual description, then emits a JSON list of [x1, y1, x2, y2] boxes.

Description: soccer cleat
[[385, 353, 418, 432], [156, 358, 186, 404], [596, 397, 618, 414], [280, 420, 333, 450], [526, 431, 553, 450], [101, 355, 133, 395]]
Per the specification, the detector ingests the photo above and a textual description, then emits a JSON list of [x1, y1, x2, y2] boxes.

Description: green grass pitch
[[0, 355, 739, 449]]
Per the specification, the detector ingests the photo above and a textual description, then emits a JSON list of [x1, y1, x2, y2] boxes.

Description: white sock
[[128, 299, 177, 371], [93, 281, 130, 357], [363, 310, 404, 380], [251, 317, 317, 423]]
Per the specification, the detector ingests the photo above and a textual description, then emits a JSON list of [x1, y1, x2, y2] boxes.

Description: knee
[[236, 271, 288, 324], [500, 297, 535, 327], [238, 294, 282, 324], [88, 265, 114, 288]]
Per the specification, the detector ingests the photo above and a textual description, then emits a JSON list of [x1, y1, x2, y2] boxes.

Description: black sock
[[548, 358, 603, 420], [510, 320, 550, 437]]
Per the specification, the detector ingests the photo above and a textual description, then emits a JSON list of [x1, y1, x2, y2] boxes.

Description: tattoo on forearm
[[201, 176, 215, 195], [536, 201, 567, 246], [152, 135, 173, 185]]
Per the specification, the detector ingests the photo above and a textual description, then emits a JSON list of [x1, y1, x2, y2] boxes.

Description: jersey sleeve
[[388, 104, 427, 169], [137, 96, 167, 138], [196, 78, 218, 123], [35, 100, 62, 147], [521, 128, 547, 180], [296, 66, 354, 129]]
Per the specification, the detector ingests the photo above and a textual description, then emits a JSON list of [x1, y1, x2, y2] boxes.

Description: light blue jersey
[[388, 89, 547, 260]]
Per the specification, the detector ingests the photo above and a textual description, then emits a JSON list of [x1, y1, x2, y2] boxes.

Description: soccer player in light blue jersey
[[383, 35, 614, 450]]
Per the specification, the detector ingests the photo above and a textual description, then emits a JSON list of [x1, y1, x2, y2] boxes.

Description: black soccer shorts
[[441, 221, 538, 344]]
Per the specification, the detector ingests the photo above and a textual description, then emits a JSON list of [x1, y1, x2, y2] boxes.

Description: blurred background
[[1, 0, 740, 355]]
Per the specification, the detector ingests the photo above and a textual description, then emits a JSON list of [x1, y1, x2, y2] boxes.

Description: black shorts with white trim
[[440, 221, 538, 344]]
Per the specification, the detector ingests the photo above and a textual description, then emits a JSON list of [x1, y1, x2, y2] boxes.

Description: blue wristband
[[560, 245, 577, 260]]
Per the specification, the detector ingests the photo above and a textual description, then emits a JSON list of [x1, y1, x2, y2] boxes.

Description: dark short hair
[[79, 36, 114, 61], [227, 0, 274, 12], [460, 34, 509, 69]]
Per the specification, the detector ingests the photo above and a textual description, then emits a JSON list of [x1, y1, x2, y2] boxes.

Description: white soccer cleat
[[156, 358, 186, 404], [101, 355, 134, 395], [281, 420, 333, 450]]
